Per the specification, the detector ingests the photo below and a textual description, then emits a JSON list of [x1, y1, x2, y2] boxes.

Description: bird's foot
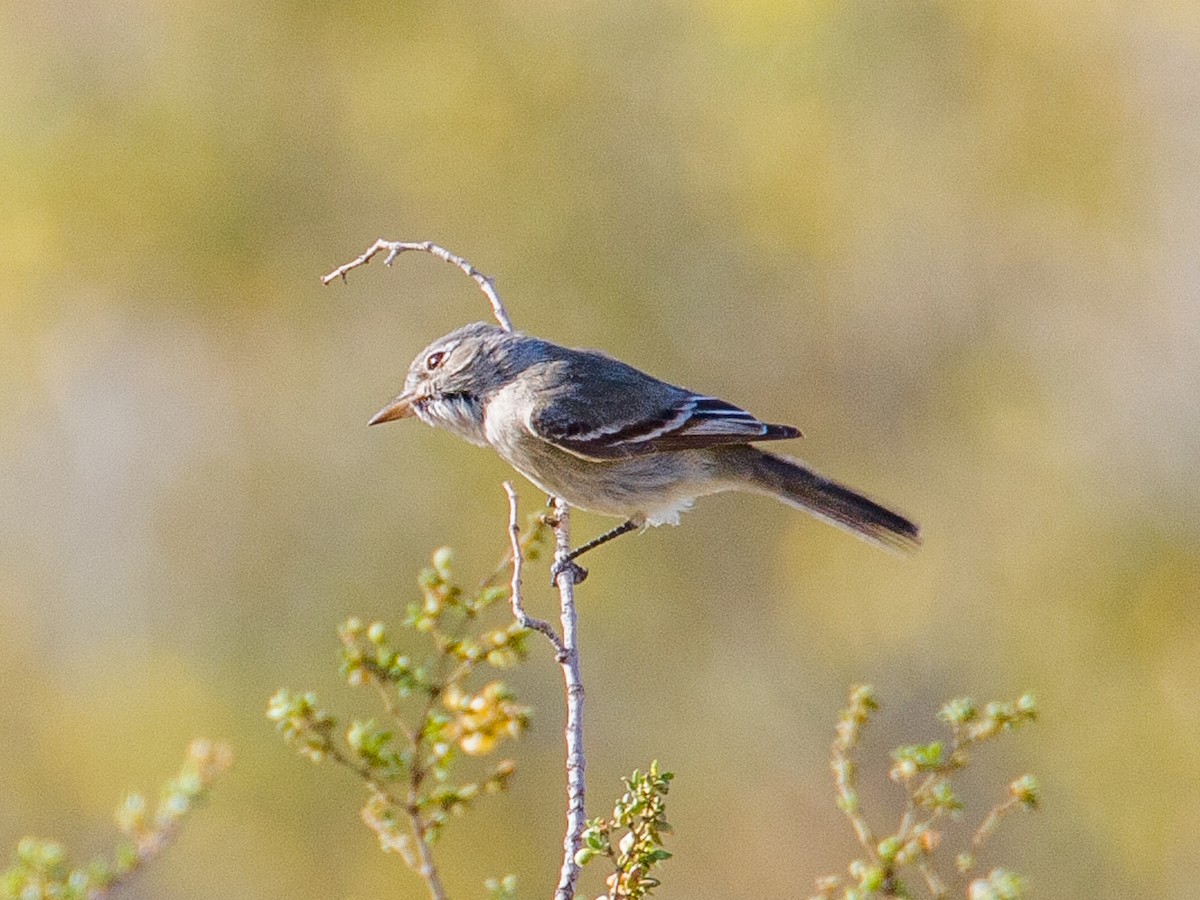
[[550, 557, 588, 587]]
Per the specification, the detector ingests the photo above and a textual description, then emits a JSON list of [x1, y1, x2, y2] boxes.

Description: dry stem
[[504, 482, 565, 656], [327, 240, 588, 899], [550, 498, 586, 900], [322, 239, 515, 332], [501, 485, 587, 898]]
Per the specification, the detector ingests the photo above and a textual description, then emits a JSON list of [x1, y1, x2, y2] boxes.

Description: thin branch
[[408, 789, 449, 900], [480, 512, 549, 591], [92, 740, 233, 900], [409, 699, 448, 900], [331, 734, 448, 900], [504, 483, 566, 656], [337, 628, 421, 748], [832, 754, 875, 852], [830, 691, 876, 854], [322, 239, 516, 333], [916, 860, 949, 899], [972, 795, 1022, 853], [324, 745, 409, 813], [504, 485, 588, 899], [330, 240, 590, 899], [551, 498, 587, 900]]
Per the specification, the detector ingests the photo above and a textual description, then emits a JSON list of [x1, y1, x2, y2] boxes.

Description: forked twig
[[328, 240, 586, 899], [504, 483, 565, 657], [322, 239, 515, 333]]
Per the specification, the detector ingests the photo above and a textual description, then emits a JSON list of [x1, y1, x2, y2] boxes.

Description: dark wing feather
[[527, 353, 800, 461]]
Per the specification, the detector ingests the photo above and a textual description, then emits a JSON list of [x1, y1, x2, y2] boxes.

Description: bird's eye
[[426, 351, 446, 370]]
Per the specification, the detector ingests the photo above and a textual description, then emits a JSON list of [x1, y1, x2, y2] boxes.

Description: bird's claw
[[550, 558, 588, 587]]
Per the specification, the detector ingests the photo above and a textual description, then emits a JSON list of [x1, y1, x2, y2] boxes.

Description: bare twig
[[972, 795, 1022, 853], [502, 485, 587, 899], [550, 498, 587, 900], [328, 240, 589, 898], [504, 483, 566, 655], [916, 860, 948, 898], [480, 508, 549, 591], [322, 239, 516, 333]]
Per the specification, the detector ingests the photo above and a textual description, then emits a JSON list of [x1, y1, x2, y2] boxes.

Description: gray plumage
[[370, 322, 919, 554]]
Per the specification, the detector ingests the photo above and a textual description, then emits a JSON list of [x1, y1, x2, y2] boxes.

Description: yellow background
[[1, 2, 1197, 897]]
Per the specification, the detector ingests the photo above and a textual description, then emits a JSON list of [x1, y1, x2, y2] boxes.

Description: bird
[[369, 322, 919, 582]]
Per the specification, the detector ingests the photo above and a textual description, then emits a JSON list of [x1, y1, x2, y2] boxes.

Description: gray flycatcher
[[370, 322, 919, 582]]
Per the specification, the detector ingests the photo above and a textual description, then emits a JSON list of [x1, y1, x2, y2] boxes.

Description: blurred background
[[2, 1, 1198, 897]]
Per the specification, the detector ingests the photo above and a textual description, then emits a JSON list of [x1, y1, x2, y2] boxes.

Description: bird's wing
[[526, 353, 801, 461]]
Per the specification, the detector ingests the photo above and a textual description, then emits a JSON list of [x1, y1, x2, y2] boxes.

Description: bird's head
[[369, 322, 514, 446]]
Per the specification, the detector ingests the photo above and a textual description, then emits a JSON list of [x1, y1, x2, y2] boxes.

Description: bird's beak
[[368, 392, 417, 425]]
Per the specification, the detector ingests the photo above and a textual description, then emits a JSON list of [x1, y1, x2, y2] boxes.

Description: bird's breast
[[418, 393, 490, 447]]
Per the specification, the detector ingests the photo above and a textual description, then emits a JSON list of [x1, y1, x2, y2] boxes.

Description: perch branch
[[502, 485, 587, 898], [328, 240, 587, 898], [550, 498, 586, 900], [322, 239, 515, 333], [504, 482, 565, 656]]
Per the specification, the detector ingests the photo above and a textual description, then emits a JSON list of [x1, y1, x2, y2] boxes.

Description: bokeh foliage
[[269, 547, 534, 893], [2, 1, 1198, 897]]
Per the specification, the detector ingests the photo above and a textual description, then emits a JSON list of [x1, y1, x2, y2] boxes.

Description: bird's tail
[[726, 447, 920, 551]]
